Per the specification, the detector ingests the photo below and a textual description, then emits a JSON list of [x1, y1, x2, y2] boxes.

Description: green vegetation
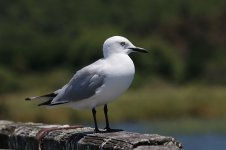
[[1, 75, 226, 124], [0, 0, 226, 86]]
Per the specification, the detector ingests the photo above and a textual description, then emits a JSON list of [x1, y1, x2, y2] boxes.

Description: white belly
[[70, 54, 135, 109]]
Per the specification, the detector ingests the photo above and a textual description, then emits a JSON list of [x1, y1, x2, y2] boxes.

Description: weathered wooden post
[[0, 120, 183, 150]]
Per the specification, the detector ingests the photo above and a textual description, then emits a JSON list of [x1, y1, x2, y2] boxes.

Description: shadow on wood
[[0, 120, 183, 150]]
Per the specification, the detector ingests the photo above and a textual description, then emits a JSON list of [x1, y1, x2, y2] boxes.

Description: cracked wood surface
[[0, 120, 183, 150]]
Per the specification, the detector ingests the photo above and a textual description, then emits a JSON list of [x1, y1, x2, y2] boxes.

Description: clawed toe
[[104, 127, 123, 132], [94, 128, 100, 133]]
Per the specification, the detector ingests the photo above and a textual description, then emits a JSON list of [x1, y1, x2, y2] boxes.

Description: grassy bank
[[1, 78, 226, 125]]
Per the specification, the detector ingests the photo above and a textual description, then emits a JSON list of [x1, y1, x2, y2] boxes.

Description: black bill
[[129, 47, 148, 53]]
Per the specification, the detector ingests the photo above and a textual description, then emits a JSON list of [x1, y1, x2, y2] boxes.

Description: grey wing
[[51, 69, 105, 105]]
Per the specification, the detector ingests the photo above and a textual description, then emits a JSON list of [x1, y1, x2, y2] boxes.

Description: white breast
[[71, 54, 135, 109], [101, 54, 135, 97]]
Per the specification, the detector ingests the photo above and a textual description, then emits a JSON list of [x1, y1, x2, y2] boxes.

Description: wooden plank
[[0, 120, 183, 150]]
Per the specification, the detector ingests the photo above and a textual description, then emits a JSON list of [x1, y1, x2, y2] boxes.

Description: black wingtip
[[38, 101, 69, 106], [38, 100, 52, 106], [25, 97, 31, 101]]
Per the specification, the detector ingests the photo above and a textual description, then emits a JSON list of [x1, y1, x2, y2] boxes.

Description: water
[[109, 121, 226, 150], [176, 134, 226, 150]]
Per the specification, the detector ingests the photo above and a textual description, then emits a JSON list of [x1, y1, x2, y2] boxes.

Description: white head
[[103, 36, 147, 58]]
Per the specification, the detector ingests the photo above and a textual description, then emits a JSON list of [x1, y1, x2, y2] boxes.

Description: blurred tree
[[0, 0, 226, 92]]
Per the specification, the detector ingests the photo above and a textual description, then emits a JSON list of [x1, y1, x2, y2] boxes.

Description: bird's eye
[[120, 42, 126, 47]]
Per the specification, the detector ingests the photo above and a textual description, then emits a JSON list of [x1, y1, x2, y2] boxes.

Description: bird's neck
[[105, 53, 133, 64], [104, 53, 135, 75]]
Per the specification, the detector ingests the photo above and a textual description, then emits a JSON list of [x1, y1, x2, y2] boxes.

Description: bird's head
[[103, 36, 148, 58]]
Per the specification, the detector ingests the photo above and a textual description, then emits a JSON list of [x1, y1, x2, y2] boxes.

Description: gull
[[25, 36, 148, 132]]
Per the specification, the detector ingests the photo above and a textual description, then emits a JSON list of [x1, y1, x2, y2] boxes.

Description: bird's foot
[[104, 127, 123, 133], [94, 128, 101, 133]]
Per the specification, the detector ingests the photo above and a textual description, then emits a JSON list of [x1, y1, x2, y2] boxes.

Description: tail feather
[[25, 96, 37, 101], [25, 92, 58, 106], [38, 99, 53, 106], [25, 93, 57, 100], [38, 100, 68, 106]]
